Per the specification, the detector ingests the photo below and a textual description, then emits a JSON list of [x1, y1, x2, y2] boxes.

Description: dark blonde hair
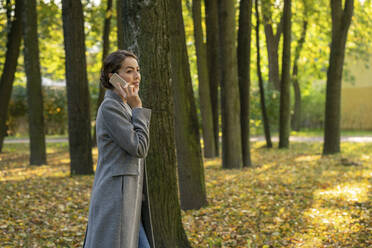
[[100, 50, 138, 89]]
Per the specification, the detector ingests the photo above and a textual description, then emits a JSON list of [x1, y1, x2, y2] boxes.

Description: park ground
[[0, 140, 371, 247]]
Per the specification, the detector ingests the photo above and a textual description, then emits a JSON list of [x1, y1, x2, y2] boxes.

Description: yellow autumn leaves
[[0, 141, 371, 247]]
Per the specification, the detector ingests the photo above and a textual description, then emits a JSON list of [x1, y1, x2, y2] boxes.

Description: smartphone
[[109, 73, 128, 92]]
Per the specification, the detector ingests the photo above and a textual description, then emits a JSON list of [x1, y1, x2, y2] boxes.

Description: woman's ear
[[108, 73, 113, 78]]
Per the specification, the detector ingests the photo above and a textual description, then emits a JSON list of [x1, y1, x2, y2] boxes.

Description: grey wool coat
[[83, 89, 155, 248]]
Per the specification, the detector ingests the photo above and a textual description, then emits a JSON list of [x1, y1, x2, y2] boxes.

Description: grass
[[290, 129, 372, 137], [0, 141, 371, 247], [4, 134, 68, 141]]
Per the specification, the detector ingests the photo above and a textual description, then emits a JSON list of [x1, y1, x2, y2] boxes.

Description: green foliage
[[7, 85, 28, 135], [37, 0, 65, 81], [43, 87, 68, 135], [7, 85, 68, 136], [250, 83, 280, 134], [301, 81, 326, 129]]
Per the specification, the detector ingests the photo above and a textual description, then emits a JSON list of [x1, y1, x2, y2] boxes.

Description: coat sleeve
[[101, 100, 151, 158]]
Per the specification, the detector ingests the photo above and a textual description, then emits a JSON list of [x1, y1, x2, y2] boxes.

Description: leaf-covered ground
[[0, 142, 370, 247]]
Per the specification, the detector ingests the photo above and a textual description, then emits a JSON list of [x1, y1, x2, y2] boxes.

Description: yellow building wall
[[341, 55, 372, 130], [341, 87, 372, 130]]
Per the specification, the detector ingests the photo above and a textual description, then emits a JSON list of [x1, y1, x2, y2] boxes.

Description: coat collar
[[105, 89, 122, 103], [104, 89, 132, 117]]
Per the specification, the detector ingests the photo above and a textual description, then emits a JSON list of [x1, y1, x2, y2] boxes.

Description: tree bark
[[62, 0, 93, 175], [192, 0, 216, 158], [122, 0, 191, 246], [323, 0, 354, 155], [218, 0, 243, 169], [23, 0, 47, 165], [93, 0, 112, 147], [116, 0, 124, 49], [0, 0, 23, 153], [261, 0, 283, 91], [167, 0, 208, 210], [237, 0, 253, 167], [278, 0, 292, 149], [255, 0, 272, 148], [291, 20, 308, 131], [205, 0, 220, 156]]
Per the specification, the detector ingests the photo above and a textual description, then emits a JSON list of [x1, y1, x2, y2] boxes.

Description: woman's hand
[[123, 84, 142, 109]]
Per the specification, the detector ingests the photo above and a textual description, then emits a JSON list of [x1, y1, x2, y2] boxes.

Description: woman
[[83, 50, 155, 248]]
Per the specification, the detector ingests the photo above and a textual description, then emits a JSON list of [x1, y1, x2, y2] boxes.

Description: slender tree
[[167, 0, 207, 210], [192, 0, 216, 158], [279, 0, 292, 149], [0, 0, 23, 153], [116, 0, 124, 49], [122, 0, 191, 246], [237, 0, 253, 167], [261, 0, 283, 91], [255, 0, 272, 148], [291, 19, 308, 131], [218, 0, 243, 169], [93, 0, 113, 147], [205, 0, 220, 156], [23, 0, 47, 165], [62, 0, 93, 175], [323, 0, 354, 154]]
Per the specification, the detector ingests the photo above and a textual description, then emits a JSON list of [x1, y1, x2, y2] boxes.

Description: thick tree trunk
[[205, 0, 220, 156], [23, 0, 47, 165], [0, 0, 23, 153], [192, 0, 216, 158], [116, 0, 124, 49], [93, 0, 112, 147], [278, 0, 292, 149], [255, 0, 272, 148], [122, 0, 191, 246], [62, 0, 93, 175], [323, 0, 354, 155], [167, 0, 207, 210], [218, 0, 243, 169], [237, 0, 253, 167], [291, 20, 308, 131], [261, 0, 283, 91]]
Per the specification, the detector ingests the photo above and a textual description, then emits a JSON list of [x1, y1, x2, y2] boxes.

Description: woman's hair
[[100, 50, 138, 89]]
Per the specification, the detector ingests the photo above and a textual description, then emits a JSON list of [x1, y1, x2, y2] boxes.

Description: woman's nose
[[134, 71, 140, 80]]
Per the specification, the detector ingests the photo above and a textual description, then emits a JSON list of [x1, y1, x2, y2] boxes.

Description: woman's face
[[116, 57, 141, 90]]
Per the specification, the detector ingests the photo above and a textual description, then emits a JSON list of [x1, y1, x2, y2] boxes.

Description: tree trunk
[[0, 0, 23, 153], [62, 0, 93, 175], [205, 0, 220, 156], [167, 0, 208, 210], [116, 0, 124, 49], [122, 0, 191, 246], [93, 0, 112, 147], [255, 0, 272, 148], [218, 0, 243, 169], [261, 0, 283, 91], [192, 0, 216, 158], [291, 20, 308, 131], [237, 0, 253, 167], [23, 0, 47, 165], [278, 0, 292, 149], [323, 0, 354, 155]]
